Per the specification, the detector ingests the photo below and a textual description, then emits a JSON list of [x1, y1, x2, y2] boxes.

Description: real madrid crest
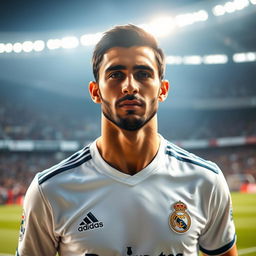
[[169, 201, 191, 233]]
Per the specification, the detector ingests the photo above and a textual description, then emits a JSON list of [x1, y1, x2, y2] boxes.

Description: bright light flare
[[47, 39, 62, 50], [193, 10, 208, 22], [166, 56, 183, 65], [183, 55, 202, 65], [5, 43, 13, 53], [175, 10, 208, 27], [61, 36, 79, 49], [175, 13, 195, 27], [22, 41, 34, 52], [0, 43, 5, 53], [234, 0, 249, 10], [212, 5, 226, 16], [33, 40, 45, 52], [213, 0, 250, 16], [13, 42, 23, 53], [233, 52, 256, 62], [203, 54, 228, 64], [145, 16, 176, 37], [224, 2, 236, 13]]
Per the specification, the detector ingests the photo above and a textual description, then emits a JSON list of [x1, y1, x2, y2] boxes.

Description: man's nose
[[121, 75, 139, 94]]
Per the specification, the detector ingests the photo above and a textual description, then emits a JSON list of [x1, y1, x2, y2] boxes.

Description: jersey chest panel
[[49, 173, 209, 256]]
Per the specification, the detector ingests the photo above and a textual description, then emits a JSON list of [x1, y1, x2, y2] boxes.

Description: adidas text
[[78, 222, 104, 232]]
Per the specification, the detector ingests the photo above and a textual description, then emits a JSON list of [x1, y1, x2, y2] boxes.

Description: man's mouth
[[119, 100, 143, 107]]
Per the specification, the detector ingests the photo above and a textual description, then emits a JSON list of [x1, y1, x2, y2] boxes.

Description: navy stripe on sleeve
[[199, 234, 236, 255], [39, 154, 92, 185]]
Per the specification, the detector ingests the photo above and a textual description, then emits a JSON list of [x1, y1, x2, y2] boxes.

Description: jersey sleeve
[[199, 169, 236, 255], [16, 174, 59, 256]]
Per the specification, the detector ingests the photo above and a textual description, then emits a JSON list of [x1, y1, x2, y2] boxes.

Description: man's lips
[[118, 100, 143, 107]]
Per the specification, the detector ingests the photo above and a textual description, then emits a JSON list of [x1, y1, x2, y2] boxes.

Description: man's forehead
[[100, 46, 157, 72]]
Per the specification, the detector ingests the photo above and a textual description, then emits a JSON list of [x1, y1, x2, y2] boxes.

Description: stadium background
[[0, 0, 256, 255]]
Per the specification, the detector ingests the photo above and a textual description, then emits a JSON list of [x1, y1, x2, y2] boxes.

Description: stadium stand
[[169, 63, 256, 100], [0, 152, 61, 204]]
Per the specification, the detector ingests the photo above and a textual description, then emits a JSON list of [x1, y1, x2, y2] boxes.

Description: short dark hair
[[92, 24, 165, 82]]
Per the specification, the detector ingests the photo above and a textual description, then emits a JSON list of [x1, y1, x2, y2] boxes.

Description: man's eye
[[109, 71, 124, 79], [135, 71, 152, 79]]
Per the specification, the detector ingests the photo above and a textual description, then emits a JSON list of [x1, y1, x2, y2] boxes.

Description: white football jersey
[[16, 135, 236, 256]]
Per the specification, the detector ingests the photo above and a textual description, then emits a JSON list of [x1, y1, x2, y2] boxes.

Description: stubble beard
[[100, 96, 158, 131]]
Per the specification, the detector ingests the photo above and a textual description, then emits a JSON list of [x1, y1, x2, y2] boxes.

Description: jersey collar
[[90, 134, 167, 185]]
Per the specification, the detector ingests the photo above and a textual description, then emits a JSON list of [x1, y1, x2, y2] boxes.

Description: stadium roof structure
[[0, 0, 255, 99]]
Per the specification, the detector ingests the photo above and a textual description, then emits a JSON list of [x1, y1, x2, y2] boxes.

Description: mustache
[[116, 94, 144, 106]]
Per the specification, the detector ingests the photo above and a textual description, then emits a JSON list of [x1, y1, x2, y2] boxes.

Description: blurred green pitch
[[0, 193, 255, 255]]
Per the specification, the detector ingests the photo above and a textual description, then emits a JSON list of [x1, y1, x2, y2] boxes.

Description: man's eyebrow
[[105, 65, 126, 73], [105, 64, 154, 73], [133, 65, 154, 72]]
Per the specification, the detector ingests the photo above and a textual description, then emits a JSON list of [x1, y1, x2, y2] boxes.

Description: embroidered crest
[[169, 201, 191, 233], [19, 211, 26, 241]]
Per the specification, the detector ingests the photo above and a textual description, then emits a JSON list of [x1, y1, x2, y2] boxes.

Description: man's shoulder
[[163, 138, 220, 175], [37, 144, 93, 186], [24, 142, 98, 214]]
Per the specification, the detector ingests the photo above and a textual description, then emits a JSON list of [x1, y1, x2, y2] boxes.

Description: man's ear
[[158, 80, 169, 102], [89, 81, 101, 103]]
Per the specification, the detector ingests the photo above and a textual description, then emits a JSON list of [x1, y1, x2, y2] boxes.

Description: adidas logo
[[78, 212, 104, 232]]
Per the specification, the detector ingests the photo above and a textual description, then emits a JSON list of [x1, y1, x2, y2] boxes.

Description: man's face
[[93, 46, 168, 131]]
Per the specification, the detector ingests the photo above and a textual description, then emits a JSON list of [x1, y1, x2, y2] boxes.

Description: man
[[16, 24, 237, 256]]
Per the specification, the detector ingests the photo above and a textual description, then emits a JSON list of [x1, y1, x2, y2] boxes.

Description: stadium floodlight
[[233, 53, 246, 62], [212, 5, 226, 16], [166, 56, 183, 65], [175, 10, 208, 27], [224, 2, 236, 13], [175, 13, 195, 27], [246, 52, 256, 61], [13, 42, 23, 53], [33, 40, 45, 52], [61, 36, 79, 49], [193, 10, 208, 22], [183, 55, 202, 65], [144, 16, 176, 37], [0, 43, 5, 53], [203, 54, 228, 64], [233, 52, 256, 62], [22, 41, 34, 52], [233, 0, 249, 10], [47, 39, 62, 50], [213, 0, 250, 15], [80, 33, 103, 46], [5, 43, 13, 53]]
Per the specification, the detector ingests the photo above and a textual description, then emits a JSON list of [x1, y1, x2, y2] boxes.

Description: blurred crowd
[[195, 146, 256, 178], [0, 99, 100, 141], [171, 64, 256, 99], [0, 153, 63, 205], [159, 109, 256, 140]]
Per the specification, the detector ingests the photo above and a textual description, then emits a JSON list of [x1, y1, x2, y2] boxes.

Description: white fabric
[[17, 135, 235, 256]]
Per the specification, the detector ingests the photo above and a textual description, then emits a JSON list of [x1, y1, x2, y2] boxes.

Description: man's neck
[[96, 115, 160, 175]]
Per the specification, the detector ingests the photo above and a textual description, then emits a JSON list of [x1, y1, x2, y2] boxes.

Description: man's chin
[[117, 118, 145, 131], [102, 110, 156, 132]]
